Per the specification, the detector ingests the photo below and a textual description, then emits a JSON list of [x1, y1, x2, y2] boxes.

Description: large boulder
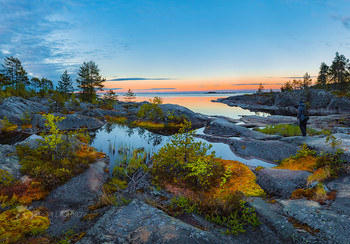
[[160, 103, 208, 127], [78, 199, 232, 244], [256, 168, 311, 198], [0, 97, 49, 124]]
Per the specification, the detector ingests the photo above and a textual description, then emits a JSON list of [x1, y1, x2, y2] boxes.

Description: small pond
[[90, 123, 275, 171]]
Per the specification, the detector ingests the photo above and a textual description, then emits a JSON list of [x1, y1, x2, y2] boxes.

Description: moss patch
[[0, 206, 50, 243]]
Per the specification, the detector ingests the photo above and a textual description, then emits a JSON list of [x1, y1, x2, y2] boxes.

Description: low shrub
[[0, 206, 50, 243], [0, 116, 18, 132]]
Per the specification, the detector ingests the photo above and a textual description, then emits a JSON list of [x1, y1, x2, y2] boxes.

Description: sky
[[1, 0, 350, 92]]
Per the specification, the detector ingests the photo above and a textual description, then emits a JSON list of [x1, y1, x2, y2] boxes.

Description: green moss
[[0, 169, 15, 187], [0, 206, 50, 243], [255, 124, 329, 137]]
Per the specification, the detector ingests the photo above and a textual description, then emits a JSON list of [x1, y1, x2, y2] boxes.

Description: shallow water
[[90, 123, 274, 171]]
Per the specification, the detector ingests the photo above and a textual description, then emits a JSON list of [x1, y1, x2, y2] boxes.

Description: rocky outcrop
[[215, 89, 350, 116], [0, 144, 21, 179], [31, 159, 109, 237], [256, 168, 311, 198], [31, 113, 105, 131], [280, 198, 350, 243], [160, 103, 208, 127], [204, 118, 281, 140], [79, 199, 233, 244], [0, 97, 49, 124]]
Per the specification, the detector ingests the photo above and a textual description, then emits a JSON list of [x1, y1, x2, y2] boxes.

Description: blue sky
[[1, 0, 350, 91]]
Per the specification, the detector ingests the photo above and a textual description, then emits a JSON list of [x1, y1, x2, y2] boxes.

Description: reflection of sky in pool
[[90, 124, 274, 171]]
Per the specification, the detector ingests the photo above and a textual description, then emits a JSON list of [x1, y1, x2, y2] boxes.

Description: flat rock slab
[[280, 199, 350, 243], [32, 160, 109, 237], [204, 118, 281, 140], [79, 199, 232, 244], [249, 197, 319, 243], [256, 168, 311, 198], [280, 133, 350, 162], [327, 176, 350, 216]]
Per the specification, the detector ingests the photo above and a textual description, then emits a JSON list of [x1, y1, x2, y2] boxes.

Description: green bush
[[152, 120, 223, 189]]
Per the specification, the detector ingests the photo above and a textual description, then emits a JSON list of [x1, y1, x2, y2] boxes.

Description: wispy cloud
[[102, 87, 123, 91], [332, 15, 350, 30], [108, 77, 176, 81]]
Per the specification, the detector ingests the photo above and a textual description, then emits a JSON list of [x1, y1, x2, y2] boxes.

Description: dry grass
[[274, 155, 317, 172]]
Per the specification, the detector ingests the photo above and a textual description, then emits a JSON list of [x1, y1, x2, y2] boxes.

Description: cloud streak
[[108, 77, 176, 81]]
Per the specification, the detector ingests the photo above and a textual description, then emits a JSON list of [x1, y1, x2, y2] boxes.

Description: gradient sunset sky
[[1, 0, 350, 92]]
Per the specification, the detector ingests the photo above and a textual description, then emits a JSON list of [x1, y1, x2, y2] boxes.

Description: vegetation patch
[[105, 115, 127, 124], [255, 124, 328, 137], [0, 206, 50, 243], [152, 121, 263, 235], [290, 183, 331, 203], [16, 114, 104, 190], [0, 116, 18, 132], [131, 120, 166, 129]]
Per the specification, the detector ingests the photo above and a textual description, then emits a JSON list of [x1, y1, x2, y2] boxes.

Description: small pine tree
[[124, 89, 136, 102], [57, 70, 74, 96], [257, 83, 264, 94]]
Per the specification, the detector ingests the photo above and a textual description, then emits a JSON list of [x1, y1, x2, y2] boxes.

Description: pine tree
[[76, 61, 105, 102], [1, 56, 29, 95], [317, 62, 329, 87], [329, 52, 349, 85], [124, 88, 136, 102], [257, 83, 264, 94], [302, 72, 312, 89], [57, 70, 73, 95]]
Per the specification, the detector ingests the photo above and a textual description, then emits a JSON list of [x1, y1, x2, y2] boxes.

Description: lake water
[[118, 92, 269, 119], [91, 93, 274, 170]]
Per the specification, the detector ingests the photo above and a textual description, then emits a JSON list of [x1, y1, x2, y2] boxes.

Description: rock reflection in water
[[90, 123, 274, 170]]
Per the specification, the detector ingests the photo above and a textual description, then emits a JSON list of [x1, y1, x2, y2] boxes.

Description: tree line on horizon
[[280, 52, 350, 92], [0, 57, 137, 108]]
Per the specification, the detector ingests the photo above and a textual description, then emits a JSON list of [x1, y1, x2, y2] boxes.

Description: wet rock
[[204, 118, 281, 140], [0, 97, 49, 124], [256, 168, 311, 198], [78, 199, 232, 244], [0, 144, 21, 179]]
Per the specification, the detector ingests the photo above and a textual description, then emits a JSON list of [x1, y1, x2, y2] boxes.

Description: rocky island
[[0, 87, 350, 243]]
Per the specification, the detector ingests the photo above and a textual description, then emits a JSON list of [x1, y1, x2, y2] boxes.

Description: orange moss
[[165, 159, 264, 199], [307, 167, 331, 185], [82, 213, 99, 221], [75, 144, 105, 162], [21, 124, 33, 130], [211, 159, 265, 197], [274, 155, 317, 172], [291, 184, 329, 203], [0, 180, 48, 207]]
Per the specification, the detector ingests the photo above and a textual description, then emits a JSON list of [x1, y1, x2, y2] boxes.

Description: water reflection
[[90, 123, 274, 170]]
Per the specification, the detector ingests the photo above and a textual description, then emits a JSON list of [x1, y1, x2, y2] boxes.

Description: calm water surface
[[91, 93, 274, 169], [118, 92, 269, 119]]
